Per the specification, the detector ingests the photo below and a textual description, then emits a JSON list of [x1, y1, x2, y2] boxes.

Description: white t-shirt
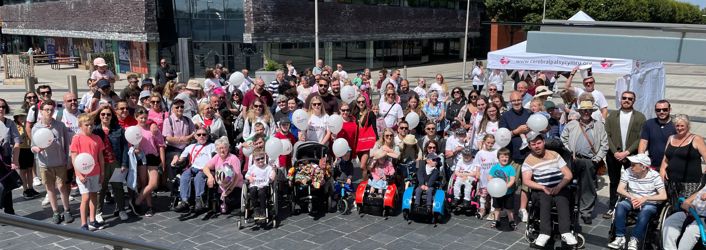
[[378, 101, 403, 128], [619, 110, 633, 150], [574, 87, 608, 109], [79, 92, 94, 111], [413, 86, 427, 101], [473, 120, 499, 150], [337, 70, 348, 80], [471, 67, 484, 86], [247, 164, 274, 188], [472, 149, 499, 188], [54, 109, 80, 138], [453, 159, 477, 173], [203, 78, 221, 96], [488, 71, 506, 91], [180, 143, 216, 169], [297, 85, 312, 102], [445, 135, 467, 164], [306, 114, 329, 142], [428, 82, 446, 101]]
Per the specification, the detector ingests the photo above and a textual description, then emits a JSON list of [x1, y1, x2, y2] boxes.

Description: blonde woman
[[162, 80, 178, 106], [242, 99, 275, 140], [372, 128, 400, 163], [192, 102, 227, 139], [299, 95, 331, 144], [429, 74, 449, 103]]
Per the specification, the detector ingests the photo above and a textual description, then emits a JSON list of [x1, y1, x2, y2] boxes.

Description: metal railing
[[0, 213, 169, 250]]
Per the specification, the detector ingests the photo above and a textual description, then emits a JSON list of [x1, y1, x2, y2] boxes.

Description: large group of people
[[0, 57, 704, 250]]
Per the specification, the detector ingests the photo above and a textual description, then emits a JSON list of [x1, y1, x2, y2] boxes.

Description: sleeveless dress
[[665, 135, 704, 205]]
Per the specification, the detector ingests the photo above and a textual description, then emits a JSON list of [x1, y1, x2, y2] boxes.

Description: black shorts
[[18, 148, 34, 170], [146, 154, 161, 166], [493, 193, 514, 210]]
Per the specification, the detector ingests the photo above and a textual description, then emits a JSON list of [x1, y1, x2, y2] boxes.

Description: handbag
[[578, 123, 607, 176], [376, 103, 397, 135], [356, 113, 376, 153]]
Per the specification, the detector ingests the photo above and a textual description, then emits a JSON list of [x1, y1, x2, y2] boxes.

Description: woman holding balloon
[[132, 106, 166, 217], [403, 95, 425, 137], [300, 96, 331, 144], [92, 105, 130, 222]]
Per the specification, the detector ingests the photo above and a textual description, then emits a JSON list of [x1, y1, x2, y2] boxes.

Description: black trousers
[[535, 188, 571, 235], [249, 186, 268, 212], [0, 182, 14, 214], [606, 152, 630, 206], [574, 158, 597, 218]]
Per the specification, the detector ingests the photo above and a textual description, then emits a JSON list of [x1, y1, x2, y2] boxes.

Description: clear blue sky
[[680, 0, 705, 8]]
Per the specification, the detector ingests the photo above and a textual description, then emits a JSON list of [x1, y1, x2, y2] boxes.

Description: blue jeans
[[179, 168, 207, 202], [614, 200, 658, 240]]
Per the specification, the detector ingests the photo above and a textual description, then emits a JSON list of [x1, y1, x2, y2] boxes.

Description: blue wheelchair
[[401, 159, 448, 225]]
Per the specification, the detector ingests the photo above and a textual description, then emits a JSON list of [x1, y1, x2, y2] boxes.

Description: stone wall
[[244, 0, 481, 43], [1, 0, 158, 42]]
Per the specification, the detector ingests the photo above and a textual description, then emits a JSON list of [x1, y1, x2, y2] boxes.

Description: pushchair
[[288, 141, 332, 215]]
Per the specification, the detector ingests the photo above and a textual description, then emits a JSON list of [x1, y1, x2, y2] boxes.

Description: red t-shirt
[[337, 119, 358, 153], [242, 89, 273, 109], [101, 128, 117, 164], [69, 134, 105, 177], [118, 116, 138, 129]]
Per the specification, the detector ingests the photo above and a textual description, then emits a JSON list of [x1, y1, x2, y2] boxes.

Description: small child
[[520, 99, 550, 150], [452, 148, 478, 206], [246, 150, 275, 220], [488, 148, 516, 230], [472, 134, 499, 219], [368, 151, 395, 197], [69, 114, 105, 231]]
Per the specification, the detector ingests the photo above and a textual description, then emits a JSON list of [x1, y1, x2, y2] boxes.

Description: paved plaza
[[0, 62, 704, 249]]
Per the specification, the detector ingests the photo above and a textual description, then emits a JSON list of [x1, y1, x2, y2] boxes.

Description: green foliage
[[485, 0, 704, 27], [263, 58, 283, 71]]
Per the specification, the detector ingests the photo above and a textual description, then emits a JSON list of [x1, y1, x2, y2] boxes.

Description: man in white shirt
[[565, 66, 609, 119], [55, 93, 82, 138], [336, 64, 348, 81], [172, 128, 217, 213], [445, 128, 469, 167], [238, 69, 255, 94]]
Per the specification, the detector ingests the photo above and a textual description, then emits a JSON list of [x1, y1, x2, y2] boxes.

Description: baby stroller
[[238, 178, 280, 229], [524, 178, 586, 249], [401, 159, 449, 224], [288, 142, 332, 215]]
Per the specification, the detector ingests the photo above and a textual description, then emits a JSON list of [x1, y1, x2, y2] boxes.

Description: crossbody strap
[[579, 123, 598, 156]]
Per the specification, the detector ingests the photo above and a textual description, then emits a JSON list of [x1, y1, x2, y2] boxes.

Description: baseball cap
[[97, 79, 111, 89], [527, 131, 544, 141], [627, 154, 651, 167], [139, 90, 151, 101]]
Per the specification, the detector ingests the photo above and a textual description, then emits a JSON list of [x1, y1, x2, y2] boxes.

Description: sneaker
[[23, 190, 31, 200], [582, 216, 593, 225], [603, 209, 614, 219], [95, 213, 104, 224], [144, 207, 154, 217], [173, 201, 190, 213], [63, 211, 74, 224], [118, 211, 129, 221], [69, 195, 76, 202], [220, 203, 228, 214], [80, 224, 89, 231], [41, 195, 50, 206], [52, 213, 63, 224], [627, 238, 638, 250], [535, 234, 551, 247], [33, 177, 42, 186], [88, 221, 105, 231], [70, 187, 80, 197], [608, 236, 626, 249], [562, 233, 578, 246], [519, 209, 528, 223], [194, 198, 205, 212], [27, 189, 41, 198], [485, 213, 495, 221], [490, 220, 498, 229], [509, 221, 517, 231]]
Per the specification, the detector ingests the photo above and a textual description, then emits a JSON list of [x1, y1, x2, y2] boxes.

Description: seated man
[[608, 154, 666, 250], [171, 128, 217, 212], [415, 153, 440, 208], [521, 132, 577, 247], [663, 182, 706, 250]]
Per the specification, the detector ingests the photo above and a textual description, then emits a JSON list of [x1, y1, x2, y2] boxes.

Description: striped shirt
[[521, 150, 566, 188], [268, 80, 281, 100], [620, 168, 664, 204]]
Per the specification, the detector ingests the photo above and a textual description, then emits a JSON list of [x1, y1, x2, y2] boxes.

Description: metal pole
[[403, 65, 407, 80], [24, 76, 35, 93], [67, 75, 77, 94], [542, 0, 547, 21], [461, 0, 470, 84], [314, 0, 319, 65]]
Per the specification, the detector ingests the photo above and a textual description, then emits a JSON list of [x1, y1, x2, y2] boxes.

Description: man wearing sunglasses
[[638, 100, 676, 171], [566, 66, 609, 119], [26, 85, 58, 137], [603, 91, 646, 219], [305, 78, 339, 115]]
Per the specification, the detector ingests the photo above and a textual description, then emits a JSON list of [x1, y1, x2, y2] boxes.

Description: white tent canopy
[[486, 41, 634, 74]]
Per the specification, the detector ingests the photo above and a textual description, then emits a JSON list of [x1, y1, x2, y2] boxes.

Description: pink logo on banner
[[499, 57, 510, 65], [600, 59, 613, 69]]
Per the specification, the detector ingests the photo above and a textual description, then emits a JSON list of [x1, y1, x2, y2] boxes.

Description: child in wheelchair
[[414, 152, 441, 209], [608, 153, 666, 250], [245, 150, 275, 220], [369, 151, 395, 197], [488, 148, 516, 230], [451, 148, 478, 207]]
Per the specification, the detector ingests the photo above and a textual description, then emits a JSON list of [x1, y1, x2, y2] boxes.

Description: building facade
[[1, 0, 483, 77]]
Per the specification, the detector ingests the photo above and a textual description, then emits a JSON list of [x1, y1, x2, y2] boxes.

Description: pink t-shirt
[[90, 70, 116, 81], [207, 154, 243, 188], [69, 134, 105, 177], [138, 125, 165, 156], [148, 110, 167, 131]]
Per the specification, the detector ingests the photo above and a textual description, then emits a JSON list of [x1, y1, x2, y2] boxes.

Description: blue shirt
[[499, 107, 531, 163], [640, 118, 676, 168], [489, 163, 516, 195]]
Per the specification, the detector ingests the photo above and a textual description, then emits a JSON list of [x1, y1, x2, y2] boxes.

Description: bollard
[[24, 76, 36, 93], [67, 75, 78, 94]]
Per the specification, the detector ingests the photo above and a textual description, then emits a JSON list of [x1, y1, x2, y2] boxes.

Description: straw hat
[[402, 134, 417, 146], [577, 100, 596, 110], [186, 80, 202, 91], [534, 86, 553, 98]]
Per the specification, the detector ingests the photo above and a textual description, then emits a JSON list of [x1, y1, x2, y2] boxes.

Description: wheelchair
[[607, 198, 671, 250], [355, 176, 399, 218], [238, 179, 280, 229], [401, 159, 449, 224], [524, 179, 586, 249], [445, 175, 481, 217], [169, 161, 221, 216]]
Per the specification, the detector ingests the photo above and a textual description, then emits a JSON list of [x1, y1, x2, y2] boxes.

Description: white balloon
[[125, 126, 143, 146], [332, 138, 350, 157], [527, 114, 549, 132], [292, 109, 309, 131], [32, 128, 55, 149], [228, 72, 245, 86], [495, 128, 512, 148], [405, 112, 420, 129], [487, 178, 508, 198], [74, 153, 95, 175], [241, 145, 254, 157], [340, 85, 358, 104], [328, 114, 344, 134], [265, 138, 283, 159], [280, 139, 293, 155]]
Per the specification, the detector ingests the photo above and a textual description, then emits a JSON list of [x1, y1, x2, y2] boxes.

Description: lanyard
[[190, 144, 206, 164]]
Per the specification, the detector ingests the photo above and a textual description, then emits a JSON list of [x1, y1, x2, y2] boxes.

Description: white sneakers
[[119, 211, 129, 221], [608, 236, 626, 249], [95, 213, 104, 224], [519, 208, 528, 223], [627, 238, 638, 250], [534, 234, 551, 247], [535, 233, 578, 247], [41, 195, 50, 206], [33, 177, 42, 186]]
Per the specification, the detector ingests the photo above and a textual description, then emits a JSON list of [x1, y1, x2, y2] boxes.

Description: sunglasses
[[426, 127, 435, 130], [117, 107, 128, 111], [312, 103, 322, 106], [453, 91, 461, 94], [357, 100, 365, 104], [319, 84, 329, 88], [384, 134, 393, 137], [427, 146, 436, 149], [386, 93, 394, 96], [253, 105, 263, 108], [100, 112, 112, 117], [584, 81, 595, 84], [621, 96, 634, 101], [470, 95, 478, 99], [174, 106, 185, 109], [150, 100, 161, 104], [340, 109, 350, 112], [195, 133, 208, 137], [399, 126, 408, 130], [489, 89, 497, 91], [26, 96, 37, 99], [255, 157, 265, 161], [66, 99, 78, 103], [655, 108, 669, 113], [39, 91, 52, 96]]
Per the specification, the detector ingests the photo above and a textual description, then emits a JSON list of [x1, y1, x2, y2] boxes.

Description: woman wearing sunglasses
[[300, 96, 331, 144], [242, 100, 275, 140], [92, 105, 130, 222], [147, 93, 167, 131]]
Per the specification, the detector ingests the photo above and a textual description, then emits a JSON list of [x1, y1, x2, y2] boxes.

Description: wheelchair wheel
[[337, 199, 349, 215], [575, 233, 585, 249]]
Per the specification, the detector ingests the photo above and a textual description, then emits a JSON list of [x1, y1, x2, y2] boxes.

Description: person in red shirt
[[242, 78, 273, 111], [69, 114, 105, 231], [115, 100, 137, 128], [273, 117, 296, 169]]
